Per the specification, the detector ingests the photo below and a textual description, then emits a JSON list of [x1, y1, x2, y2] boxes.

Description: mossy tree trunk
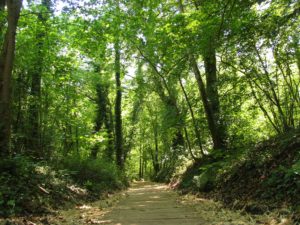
[[114, 39, 123, 168], [27, 0, 51, 158]]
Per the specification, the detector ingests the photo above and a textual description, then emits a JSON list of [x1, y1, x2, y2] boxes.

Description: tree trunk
[[191, 58, 225, 150], [177, 0, 226, 150], [105, 109, 114, 160], [183, 127, 198, 161], [91, 83, 106, 159], [114, 39, 123, 168], [106, 97, 115, 160], [139, 147, 143, 179], [0, 0, 22, 157], [179, 77, 204, 155], [27, 0, 51, 158], [90, 81, 114, 159], [153, 123, 160, 175], [203, 46, 227, 149]]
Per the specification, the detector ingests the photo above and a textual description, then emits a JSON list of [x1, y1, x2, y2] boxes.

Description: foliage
[[176, 130, 300, 220], [0, 0, 299, 219], [215, 131, 300, 218], [60, 155, 128, 193], [0, 155, 82, 216], [0, 154, 128, 217], [0, 156, 36, 216]]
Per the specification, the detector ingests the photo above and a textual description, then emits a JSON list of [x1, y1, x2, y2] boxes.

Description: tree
[[114, 0, 124, 168], [27, 0, 52, 158], [0, 0, 22, 157]]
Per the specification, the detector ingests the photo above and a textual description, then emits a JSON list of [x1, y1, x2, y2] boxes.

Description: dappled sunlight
[[149, 195, 160, 199], [2, 182, 291, 224], [92, 183, 261, 225], [76, 204, 93, 210], [0, 0, 298, 223], [47, 183, 292, 225]]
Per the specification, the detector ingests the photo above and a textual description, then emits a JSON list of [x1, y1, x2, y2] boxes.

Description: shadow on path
[[99, 181, 205, 225]]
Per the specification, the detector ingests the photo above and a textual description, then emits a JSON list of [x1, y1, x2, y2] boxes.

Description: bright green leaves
[[292, 160, 300, 175]]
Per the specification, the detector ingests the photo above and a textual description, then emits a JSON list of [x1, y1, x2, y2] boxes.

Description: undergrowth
[[0, 154, 127, 217], [60, 155, 128, 194], [176, 130, 300, 222]]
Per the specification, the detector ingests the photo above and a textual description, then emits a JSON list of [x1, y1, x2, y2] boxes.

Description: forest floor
[[1, 181, 290, 225]]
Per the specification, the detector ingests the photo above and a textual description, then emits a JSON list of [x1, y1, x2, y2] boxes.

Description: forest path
[[98, 181, 204, 225], [0, 182, 285, 224], [53, 181, 259, 225]]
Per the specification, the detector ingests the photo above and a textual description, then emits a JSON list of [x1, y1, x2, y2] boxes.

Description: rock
[[193, 168, 217, 191]]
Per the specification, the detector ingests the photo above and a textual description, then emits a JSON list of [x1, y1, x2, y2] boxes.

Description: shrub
[[0, 156, 45, 216], [61, 155, 127, 194]]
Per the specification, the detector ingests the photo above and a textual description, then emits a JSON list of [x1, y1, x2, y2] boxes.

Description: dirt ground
[[1, 182, 292, 225], [54, 182, 282, 225], [98, 182, 205, 225]]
